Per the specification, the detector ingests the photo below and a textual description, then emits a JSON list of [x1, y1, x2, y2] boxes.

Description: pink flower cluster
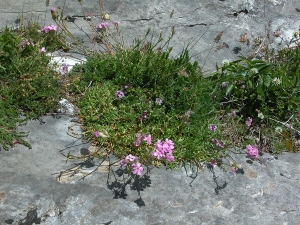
[[208, 159, 217, 168], [155, 98, 163, 105], [151, 139, 174, 162], [134, 133, 152, 146], [113, 21, 120, 26], [59, 63, 68, 75], [138, 112, 148, 121], [93, 131, 100, 138], [97, 22, 108, 30], [134, 133, 174, 162], [245, 144, 259, 159], [39, 47, 46, 53], [19, 39, 34, 49], [119, 134, 175, 176], [212, 139, 225, 148], [231, 110, 237, 117], [41, 24, 57, 33], [120, 154, 143, 176], [245, 117, 253, 127], [115, 90, 124, 99], [208, 124, 217, 131]]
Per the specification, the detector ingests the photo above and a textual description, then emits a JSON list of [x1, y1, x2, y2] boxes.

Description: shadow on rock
[[18, 207, 41, 225], [209, 168, 228, 195], [106, 168, 151, 207]]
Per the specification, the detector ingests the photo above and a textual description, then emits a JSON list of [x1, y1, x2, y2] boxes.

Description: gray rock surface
[[1, 0, 300, 73], [1, 115, 300, 225], [1, 1, 300, 224]]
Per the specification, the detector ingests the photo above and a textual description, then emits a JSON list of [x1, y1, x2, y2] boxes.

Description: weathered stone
[[1, 1, 300, 224], [1, 0, 299, 73]]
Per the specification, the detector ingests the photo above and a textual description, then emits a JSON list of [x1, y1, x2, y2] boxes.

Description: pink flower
[[120, 159, 127, 167], [19, 40, 27, 49], [151, 149, 163, 160], [19, 39, 34, 49], [208, 124, 217, 131], [134, 133, 141, 147], [115, 90, 124, 99], [217, 141, 225, 148], [49, 24, 57, 31], [39, 47, 46, 53], [151, 139, 174, 161], [138, 112, 148, 121], [97, 22, 108, 30], [50, 8, 58, 20], [142, 134, 152, 145], [209, 159, 217, 168], [41, 26, 49, 33], [212, 139, 218, 145], [229, 166, 237, 175], [60, 63, 68, 75], [164, 138, 174, 150], [93, 131, 100, 138], [231, 110, 237, 117], [211, 139, 225, 148], [155, 98, 163, 105], [125, 154, 137, 162], [120, 154, 138, 167], [113, 21, 120, 26], [41, 24, 57, 33], [164, 153, 174, 162], [245, 145, 259, 159], [245, 117, 253, 127], [132, 162, 143, 176]]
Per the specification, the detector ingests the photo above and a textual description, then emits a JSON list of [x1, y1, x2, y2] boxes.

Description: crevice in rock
[[187, 23, 209, 27], [123, 17, 154, 22]]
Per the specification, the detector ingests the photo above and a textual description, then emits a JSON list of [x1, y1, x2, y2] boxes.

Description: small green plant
[[210, 32, 300, 154], [211, 51, 300, 121], [0, 23, 63, 150], [69, 34, 225, 169]]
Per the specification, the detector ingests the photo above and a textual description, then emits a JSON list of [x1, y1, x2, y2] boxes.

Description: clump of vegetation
[[68, 33, 224, 168], [0, 20, 65, 150], [212, 31, 300, 121], [211, 29, 300, 154], [1, 0, 300, 178]]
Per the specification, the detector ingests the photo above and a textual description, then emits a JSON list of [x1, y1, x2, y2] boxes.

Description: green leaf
[[225, 84, 234, 96], [264, 74, 271, 87], [215, 63, 219, 72]]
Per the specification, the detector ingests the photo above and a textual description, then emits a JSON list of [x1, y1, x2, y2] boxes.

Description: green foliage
[[0, 25, 62, 150], [75, 39, 204, 115], [211, 51, 300, 120], [72, 38, 224, 167]]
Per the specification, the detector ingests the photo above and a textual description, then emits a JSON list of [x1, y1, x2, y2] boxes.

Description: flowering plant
[[245, 144, 259, 159], [211, 34, 300, 121], [119, 134, 175, 176], [41, 24, 57, 33]]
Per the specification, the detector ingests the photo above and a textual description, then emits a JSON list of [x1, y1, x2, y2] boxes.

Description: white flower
[[272, 77, 281, 85], [222, 59, 230, 66], [250, 68, 258, 74], [275, 127, 282, 133], [258, 112, 264, 119]]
